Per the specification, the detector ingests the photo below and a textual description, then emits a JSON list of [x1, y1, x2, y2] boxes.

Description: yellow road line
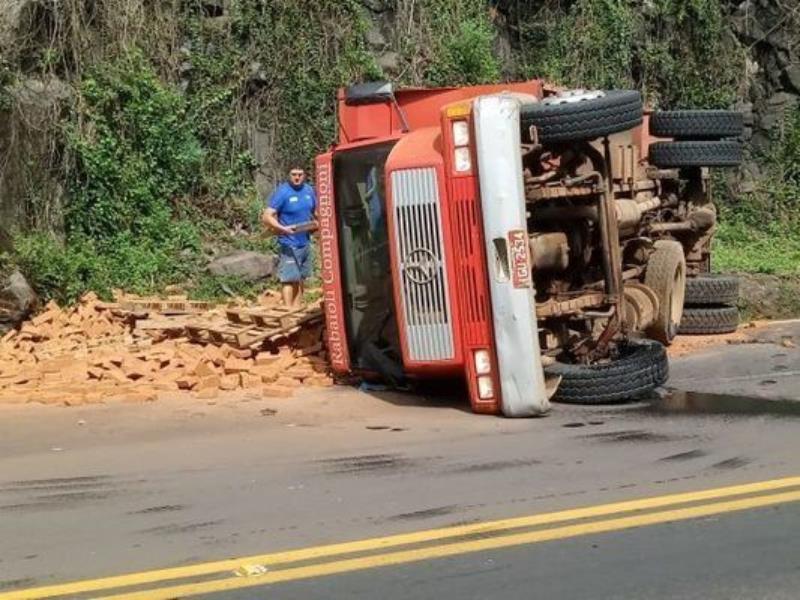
[[103, 488, 800, 600], [2, 476, 799, 600]]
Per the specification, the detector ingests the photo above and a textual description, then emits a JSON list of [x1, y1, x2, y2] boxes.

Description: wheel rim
[[542, 89, 605, 106], [669, 262, 686, 337]]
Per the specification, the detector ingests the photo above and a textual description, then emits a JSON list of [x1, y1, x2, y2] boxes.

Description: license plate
[[508, 229, 531, 289]]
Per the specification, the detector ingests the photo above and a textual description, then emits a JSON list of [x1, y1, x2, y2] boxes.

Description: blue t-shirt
[[268, 181, 317, 248]]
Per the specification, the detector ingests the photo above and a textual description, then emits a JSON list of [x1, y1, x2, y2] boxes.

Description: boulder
[[0, 270, 38, 333], [377, 52, 400, 74], [207, 251, 277, 281], [0, 1, 29, 51], [11, 76, 71, 109], [366, 26, 386, 48]]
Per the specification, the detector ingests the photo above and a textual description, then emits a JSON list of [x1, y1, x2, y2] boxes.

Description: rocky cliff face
[[0, 0, 798, 238], [727, 0, 799, 160]]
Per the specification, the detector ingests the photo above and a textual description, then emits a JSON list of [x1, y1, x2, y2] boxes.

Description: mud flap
[[473, 94, 550, 417]]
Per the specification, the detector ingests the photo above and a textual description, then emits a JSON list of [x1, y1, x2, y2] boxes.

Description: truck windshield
[[334, 141, 402, 376]]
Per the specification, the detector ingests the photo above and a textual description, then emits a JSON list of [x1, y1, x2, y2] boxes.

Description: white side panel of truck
[[473, 94, 550, 417]]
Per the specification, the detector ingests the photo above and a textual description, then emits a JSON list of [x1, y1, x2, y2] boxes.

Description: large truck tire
[[650, 110, 743, 139], [645, 240, 686, 345], [678, 305, 739, 335], [684, 274, 739, 306], [520, 90, 643, 144], [547, 340, 668, 405], [649, 140, 742, 168]]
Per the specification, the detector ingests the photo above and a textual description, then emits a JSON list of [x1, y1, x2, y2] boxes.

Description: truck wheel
[[650, 110, 743, 139], [649, 140, 742, 168], [546, 340, 668, 405], [520, 90, 643, 144], [645, 240, 686, 345], [678, 305, 739, 335], [684, 274, 739, 306]]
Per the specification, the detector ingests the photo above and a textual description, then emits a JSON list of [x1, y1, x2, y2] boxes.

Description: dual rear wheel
[[648, 109, 744, 168], [680, 275, 740, 335]]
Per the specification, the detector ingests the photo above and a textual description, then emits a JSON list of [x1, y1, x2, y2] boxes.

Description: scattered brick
[[223, 357, 252, 374], [176, 375, 199, 390], [219, 374, 240, 391], [262, 385, 294, 398], [196, 375, 221, 391], [0, 291, 329, 406], [192, 360, 216, 379]]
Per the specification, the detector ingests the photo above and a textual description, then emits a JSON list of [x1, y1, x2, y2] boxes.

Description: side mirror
[[345, 81, 394, 106]]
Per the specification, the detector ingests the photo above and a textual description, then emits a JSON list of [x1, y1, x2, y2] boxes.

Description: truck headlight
[[454, 147, 471, 172], [452, 120, 470, 146], [474, 350, 491, 375], [477, 375, 494, 399]]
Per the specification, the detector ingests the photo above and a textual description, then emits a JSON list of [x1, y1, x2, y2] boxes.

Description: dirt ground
[[667, 319, 799, 358]]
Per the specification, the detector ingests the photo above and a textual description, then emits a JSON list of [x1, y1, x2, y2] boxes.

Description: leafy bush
[[511, 0, 743, 109], [715, 107, 800, 275], [15, 53, 206, 302], [15, 228, 203, 303], [426, 19, 501, 86], [225, 0, 379, 173], [65, 53, 202, 240], [636, 0, 744, 109], [536, 0, 638, 90]]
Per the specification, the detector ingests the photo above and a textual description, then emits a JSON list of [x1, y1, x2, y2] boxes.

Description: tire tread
[[679, 306, 738, 335], [649, 140, 742, 167], [521, 90, 643, 143], [685, 275, 739, 306], [650, 110, 743, 139], [547, 340, 668, 405]]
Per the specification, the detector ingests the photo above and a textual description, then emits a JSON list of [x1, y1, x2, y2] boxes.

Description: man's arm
[[310, 186, 319, 232], [263, 186, 294, 236], [262, 207, 294, 236]]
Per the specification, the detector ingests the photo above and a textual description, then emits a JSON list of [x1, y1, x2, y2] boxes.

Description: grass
[[714, 219, 800, 276]]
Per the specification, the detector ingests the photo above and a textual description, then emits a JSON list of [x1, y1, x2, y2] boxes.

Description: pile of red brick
[[0, 293, 332, 406]]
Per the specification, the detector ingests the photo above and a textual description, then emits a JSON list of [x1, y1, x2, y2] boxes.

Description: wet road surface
[[1, 322, 800, 598]]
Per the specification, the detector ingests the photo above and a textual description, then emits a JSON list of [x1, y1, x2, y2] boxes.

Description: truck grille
[[391, 167, 455, 361]]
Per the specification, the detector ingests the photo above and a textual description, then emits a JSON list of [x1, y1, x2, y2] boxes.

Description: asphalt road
[[210, 502, 800, 600], [1, 321, 800, 599]]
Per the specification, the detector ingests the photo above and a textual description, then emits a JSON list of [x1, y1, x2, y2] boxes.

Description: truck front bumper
[[473, 94, 550, 417]]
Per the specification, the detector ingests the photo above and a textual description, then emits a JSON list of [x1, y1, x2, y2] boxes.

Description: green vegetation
[[15, 54, 204, 302], [715, 107, 800, 276], [226, 0, 380, 171], [4, 1, 380, 303], [0, 0, 794, 305], [512, 0, 743, 109], [411, 0, 501, 86]]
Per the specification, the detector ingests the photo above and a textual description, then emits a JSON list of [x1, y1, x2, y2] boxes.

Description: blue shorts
[[278, 244, 312, 283]]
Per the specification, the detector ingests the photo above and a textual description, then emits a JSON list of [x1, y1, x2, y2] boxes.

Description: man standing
[[262, 166, 317, 308]]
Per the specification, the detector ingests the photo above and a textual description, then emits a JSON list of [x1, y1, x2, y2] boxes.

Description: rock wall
[[0, 0, 798, 239], [728, 0, 799, 161]]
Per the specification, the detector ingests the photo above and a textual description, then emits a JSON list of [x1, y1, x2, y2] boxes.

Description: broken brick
[[219, 374, 240, 391], [192, 360, 216, 378], [262, 385, 294, 398], [196, 388, 219, 400], [223, 357, 252, 374]]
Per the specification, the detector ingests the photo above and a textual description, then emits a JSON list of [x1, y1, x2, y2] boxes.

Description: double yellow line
[[5, 476, 800, 600]]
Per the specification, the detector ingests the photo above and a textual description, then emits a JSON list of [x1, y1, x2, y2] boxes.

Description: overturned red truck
[[315, 80, 742, 417]]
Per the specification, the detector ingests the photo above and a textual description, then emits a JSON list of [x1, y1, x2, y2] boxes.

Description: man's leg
[[295, 245, 312, 309], [279, 245, 301, 307], [281, 283, 296, 307]]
